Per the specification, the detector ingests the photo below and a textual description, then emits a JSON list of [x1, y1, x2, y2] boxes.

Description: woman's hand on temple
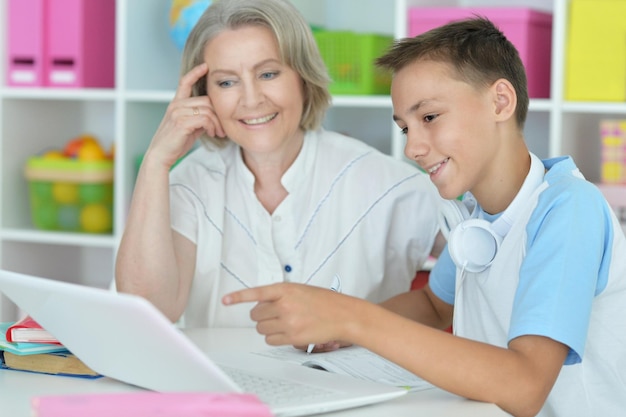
[[145, 62, 226, 169]]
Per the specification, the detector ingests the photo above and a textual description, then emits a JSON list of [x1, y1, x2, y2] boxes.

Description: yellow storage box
[[566, 0, 626, 101]]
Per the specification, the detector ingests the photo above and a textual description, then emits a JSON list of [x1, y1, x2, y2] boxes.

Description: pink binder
[[46, 0, 115, 88], [6, 0, 47, 87]]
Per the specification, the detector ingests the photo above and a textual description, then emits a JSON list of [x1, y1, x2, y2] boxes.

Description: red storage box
[[408, 8, 552, 98]]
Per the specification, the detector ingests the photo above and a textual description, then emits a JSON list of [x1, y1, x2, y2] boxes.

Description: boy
[[224, 18, 626, 416]]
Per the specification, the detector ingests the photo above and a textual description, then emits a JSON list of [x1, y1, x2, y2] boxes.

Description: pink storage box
[[6, 0, 115, 88], [46, 0, 116, 88], [6, 0, 47, 86], [408, 8, 552, 98]]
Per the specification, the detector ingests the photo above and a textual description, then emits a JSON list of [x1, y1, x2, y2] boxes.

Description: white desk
[[0, 328, 509, 417]]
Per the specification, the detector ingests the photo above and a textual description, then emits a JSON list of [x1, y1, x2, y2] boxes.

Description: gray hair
[[181, 0, 331, 145]]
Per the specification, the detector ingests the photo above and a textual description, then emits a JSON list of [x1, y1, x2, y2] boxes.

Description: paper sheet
[[253, 345, 433, 391]]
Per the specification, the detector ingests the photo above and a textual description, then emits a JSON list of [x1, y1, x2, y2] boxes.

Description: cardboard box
[[408, 7, 552, 98]]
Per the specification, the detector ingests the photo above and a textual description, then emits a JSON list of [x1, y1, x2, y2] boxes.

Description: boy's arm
[[353, 301, 568, 417], [224, 284, 568, 417], [379, 284, 453, 330]]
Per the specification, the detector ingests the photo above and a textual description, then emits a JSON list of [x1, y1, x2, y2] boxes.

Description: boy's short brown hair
[[376, 17, 529, 129]]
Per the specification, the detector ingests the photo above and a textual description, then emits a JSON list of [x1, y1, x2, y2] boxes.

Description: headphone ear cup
[[439, 199, 471, 240], [448, 219, 502, 273]]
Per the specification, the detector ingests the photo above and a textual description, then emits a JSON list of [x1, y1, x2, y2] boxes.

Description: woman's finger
[[174, 62, 208, 100], [175, 96, 226, 138], [197, 104, 226, 138]]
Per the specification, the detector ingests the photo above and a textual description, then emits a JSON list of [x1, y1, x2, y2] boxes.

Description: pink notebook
[[31, 392, 273, 417]]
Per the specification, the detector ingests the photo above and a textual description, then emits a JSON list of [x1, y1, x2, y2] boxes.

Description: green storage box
[[313, 30, 394, 95]]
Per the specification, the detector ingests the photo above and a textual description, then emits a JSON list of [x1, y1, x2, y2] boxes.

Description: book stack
[[0, 316, 100, 378]]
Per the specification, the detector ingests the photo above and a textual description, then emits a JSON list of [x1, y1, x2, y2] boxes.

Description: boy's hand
[[297, 340, 351, 353], [223, 283, 349, 348]]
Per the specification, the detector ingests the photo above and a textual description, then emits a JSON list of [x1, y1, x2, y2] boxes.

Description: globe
[[169, 0, 212, 51]]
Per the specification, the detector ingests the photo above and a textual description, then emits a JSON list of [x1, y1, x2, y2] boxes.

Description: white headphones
[[439, 152, 545, 273]]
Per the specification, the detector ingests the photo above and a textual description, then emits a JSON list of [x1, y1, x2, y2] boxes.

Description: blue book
[[0, 322, 68, 356]]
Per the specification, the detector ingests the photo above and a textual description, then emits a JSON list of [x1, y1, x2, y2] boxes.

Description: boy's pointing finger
[[222, 284, 279, 306]]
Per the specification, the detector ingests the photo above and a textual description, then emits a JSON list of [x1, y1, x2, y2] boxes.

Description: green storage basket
[[314, 30, 394, 95], [24, 157, 114, 233]]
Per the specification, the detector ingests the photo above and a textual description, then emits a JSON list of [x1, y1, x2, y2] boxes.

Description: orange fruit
[[63, 134, 100, 158], [80, 134, 99, 145], [78, 141, 107, 161], [63, 138, 83, 158]]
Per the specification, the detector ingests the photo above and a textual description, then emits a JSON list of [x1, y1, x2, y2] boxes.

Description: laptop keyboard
[[220, 365, 335, 405]]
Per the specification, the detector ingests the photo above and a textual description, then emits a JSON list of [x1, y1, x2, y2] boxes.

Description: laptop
[[0, 269, 406, 416]]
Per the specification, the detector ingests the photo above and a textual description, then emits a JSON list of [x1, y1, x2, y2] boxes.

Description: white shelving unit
[[1, 0, 626, 321]]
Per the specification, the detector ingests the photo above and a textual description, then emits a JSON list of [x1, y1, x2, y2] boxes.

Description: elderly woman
[[115, 0, 441, 328]]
